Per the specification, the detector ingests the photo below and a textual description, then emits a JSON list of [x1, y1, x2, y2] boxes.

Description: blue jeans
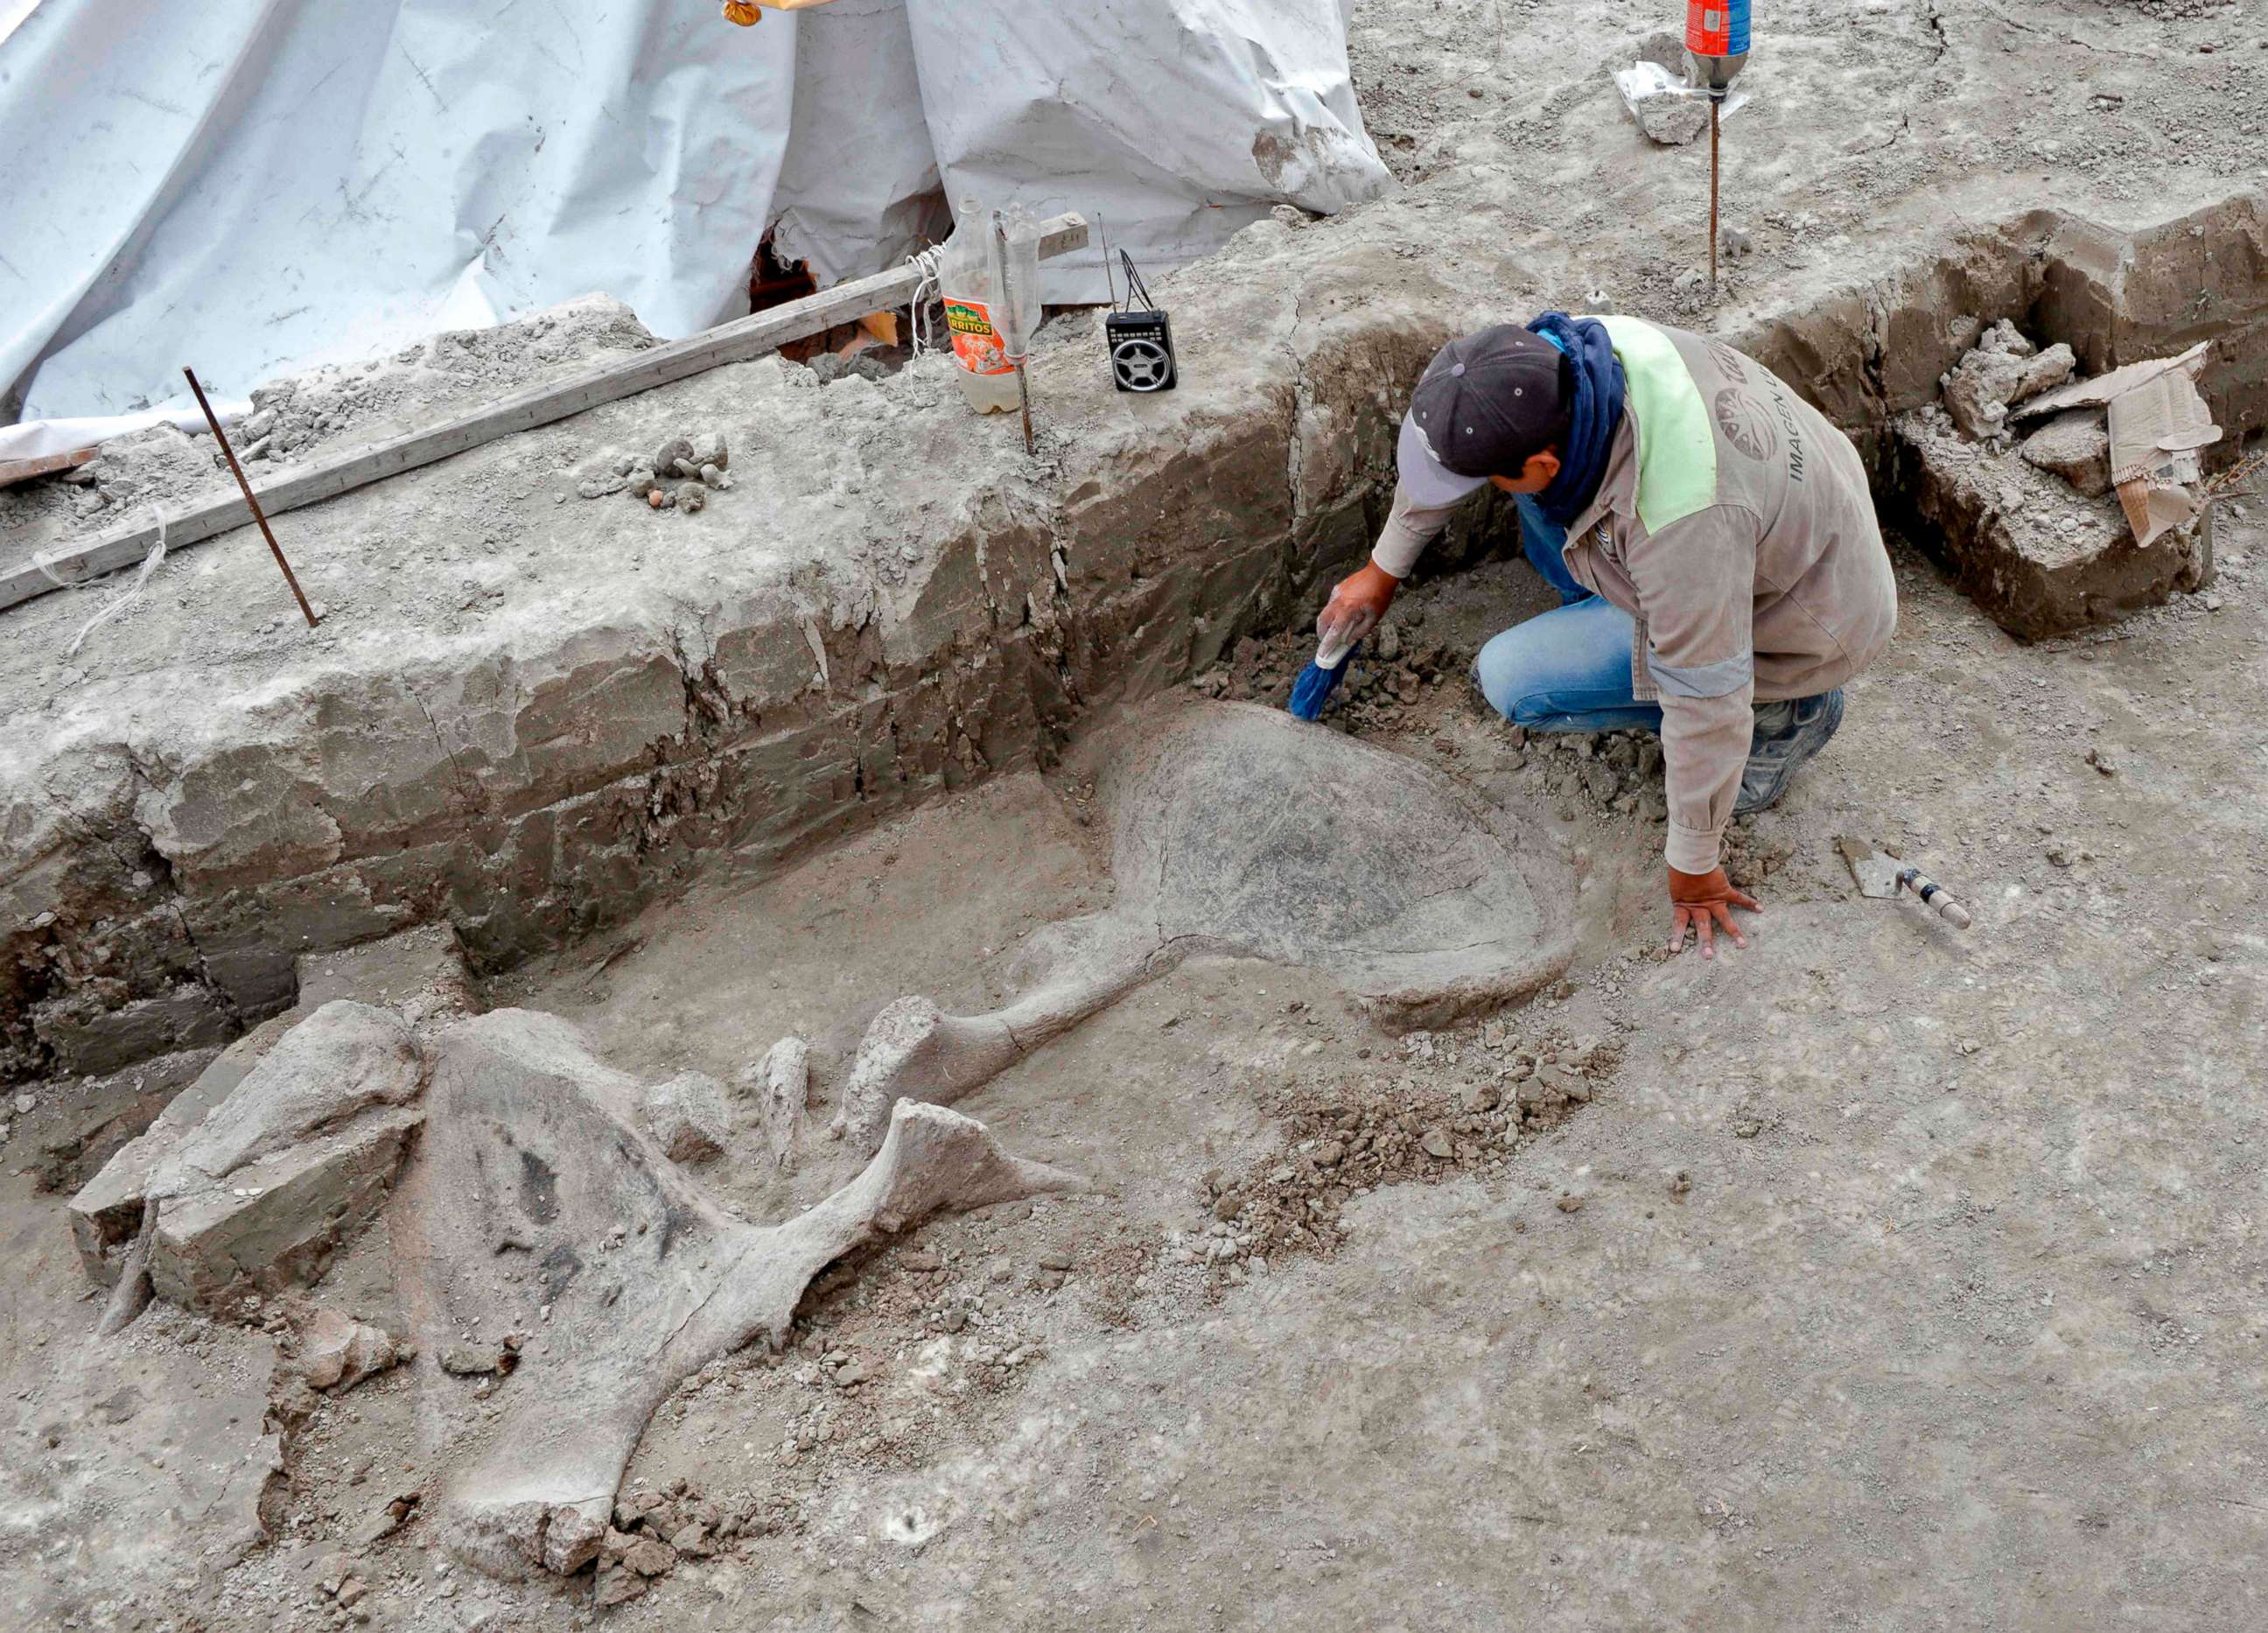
[[1474, 498, 1665, 734]]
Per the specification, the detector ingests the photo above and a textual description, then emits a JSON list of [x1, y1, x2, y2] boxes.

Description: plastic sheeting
[[769, 0, 949, 290], [906, 0, 1392, 303], [774, 0, 1391, 304], [0, 0, 797, 436], [1, 0, 1386, 451]]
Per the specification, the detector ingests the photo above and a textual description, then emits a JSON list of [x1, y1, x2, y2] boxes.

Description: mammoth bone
[[830, 702, 1574, 1153]]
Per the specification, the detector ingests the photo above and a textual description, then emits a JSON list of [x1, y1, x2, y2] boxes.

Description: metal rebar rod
[[183, 367, 319, 627], [1708, 97, 1720, 294]]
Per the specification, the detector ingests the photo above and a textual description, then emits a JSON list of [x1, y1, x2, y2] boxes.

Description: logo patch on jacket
[[1712, 387, 1778, 462]]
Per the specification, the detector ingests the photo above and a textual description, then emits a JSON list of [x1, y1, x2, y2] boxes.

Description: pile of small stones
[[577, 431, 732, 513], [592, 1477, 788, 1606]]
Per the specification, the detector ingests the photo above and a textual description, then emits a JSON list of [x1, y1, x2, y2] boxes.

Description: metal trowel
[[1837, 838, 1972, 929]]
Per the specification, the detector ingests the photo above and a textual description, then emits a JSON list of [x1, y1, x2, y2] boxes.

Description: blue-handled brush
[[1286, 630, 1357, 721]]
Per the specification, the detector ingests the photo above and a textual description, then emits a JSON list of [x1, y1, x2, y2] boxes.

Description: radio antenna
[[1120, 251, 1157, 314]]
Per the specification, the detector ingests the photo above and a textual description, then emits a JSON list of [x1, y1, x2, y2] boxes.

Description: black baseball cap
[[1396, 326, 1572, 506]]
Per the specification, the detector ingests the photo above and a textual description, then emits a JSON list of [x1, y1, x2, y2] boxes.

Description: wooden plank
[[4, 214, 1088, 614], [0, 446, 96, 490]]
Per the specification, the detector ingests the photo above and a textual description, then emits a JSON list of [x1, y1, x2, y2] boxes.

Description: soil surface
[[0, 297, 657, 581], [5, 2, 2267, 1629]]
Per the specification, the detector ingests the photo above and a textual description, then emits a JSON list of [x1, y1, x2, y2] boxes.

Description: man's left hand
[[1668, 866, 1759, 958]]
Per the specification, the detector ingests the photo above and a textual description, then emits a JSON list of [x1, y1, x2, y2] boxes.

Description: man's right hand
[[1317, 563, 1401, 658], [1667, 865, 1760, 959]]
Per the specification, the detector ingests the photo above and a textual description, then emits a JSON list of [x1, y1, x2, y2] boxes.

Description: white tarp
[[769, 0, 949, 291], [906, 0, 1392, 303], [0, 0, 797, 445], [1, 0, 1386, 456]]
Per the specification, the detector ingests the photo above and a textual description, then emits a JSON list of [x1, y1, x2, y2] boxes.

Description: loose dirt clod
[[640, 1069, 729, 1163], [1941, 321, 2076, 442], [292, 1307, 401, 1391], [2021, 410, 2114, 497]]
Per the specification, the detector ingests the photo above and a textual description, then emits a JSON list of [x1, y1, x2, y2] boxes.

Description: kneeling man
[[1318, 314, 1896, 957]]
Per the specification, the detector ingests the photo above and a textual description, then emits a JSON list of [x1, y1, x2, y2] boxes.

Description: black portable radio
[[1102, 249, 1175, 394]]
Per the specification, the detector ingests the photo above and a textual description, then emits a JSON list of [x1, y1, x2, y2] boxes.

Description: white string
[[905, 246, 945, 357], [65, 512, 171, 658], [31, 543, 74, 586]]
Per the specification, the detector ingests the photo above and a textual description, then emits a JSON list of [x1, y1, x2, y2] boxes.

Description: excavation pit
[[6, 107, 2268, 1622], [6, 193, 2265, 1087]]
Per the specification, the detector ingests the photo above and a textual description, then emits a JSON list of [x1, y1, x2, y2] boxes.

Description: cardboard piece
[[2009, 340, 2219, 548], [2012, 340, 2209, 422], [2106, 347, 2220, 547]]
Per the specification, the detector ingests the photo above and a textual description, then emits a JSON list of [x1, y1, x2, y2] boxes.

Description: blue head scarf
[[1526, 313, 1625, 527]]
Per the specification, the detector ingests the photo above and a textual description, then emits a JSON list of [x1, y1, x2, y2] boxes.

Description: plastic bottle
[[938, 199, 1040, 415]]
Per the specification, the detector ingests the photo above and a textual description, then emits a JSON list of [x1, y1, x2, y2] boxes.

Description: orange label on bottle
[[944, 298, 1013, 375]]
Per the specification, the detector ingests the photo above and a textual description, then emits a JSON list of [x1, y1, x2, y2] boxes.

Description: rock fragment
[[440, 1342, 505, 1377], [625, 1535, 676, 1575], [640, 1071, 729, 1164], [297, 1307, 402, 1391], [1941, 324, 2077, 441], [2020, 410, 2113, 497], [69, 1001, 425, 1320], [668, 1521, 716, 1558]]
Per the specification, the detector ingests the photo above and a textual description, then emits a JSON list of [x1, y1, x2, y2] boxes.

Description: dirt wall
[[5, 194, 2265, 1083]]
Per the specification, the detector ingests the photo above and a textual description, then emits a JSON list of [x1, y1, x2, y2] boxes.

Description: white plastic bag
[[1614, 60, 1750, 147]]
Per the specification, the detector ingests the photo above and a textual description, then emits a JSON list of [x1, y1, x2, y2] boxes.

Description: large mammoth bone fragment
[[392, 1010, 1086, 1580], [831, 703, 1574, 1151]]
